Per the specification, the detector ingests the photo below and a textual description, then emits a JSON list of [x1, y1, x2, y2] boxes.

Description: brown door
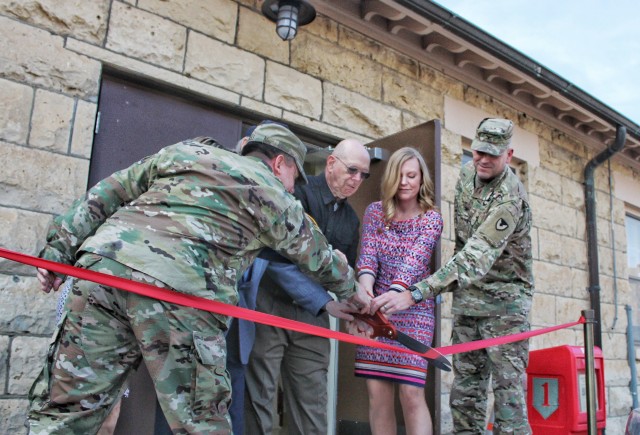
[[336, 120, 444, 435], [89, 74, 243, 187], [92, 73, 244, 434]]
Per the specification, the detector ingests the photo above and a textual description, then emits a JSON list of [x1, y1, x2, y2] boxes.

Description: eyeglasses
[[333, 156, 370, 180]]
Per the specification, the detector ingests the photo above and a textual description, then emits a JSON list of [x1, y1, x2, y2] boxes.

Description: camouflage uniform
[[412, 120, 534, 435], [28, 135, 355, 434]]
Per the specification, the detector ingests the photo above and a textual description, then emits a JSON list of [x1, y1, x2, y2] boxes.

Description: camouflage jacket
[[39, 138, 356, 319], [416, 161, 534, 316]]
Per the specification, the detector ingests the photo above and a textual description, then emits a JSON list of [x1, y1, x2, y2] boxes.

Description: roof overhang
[[310, 0, 640, 169]]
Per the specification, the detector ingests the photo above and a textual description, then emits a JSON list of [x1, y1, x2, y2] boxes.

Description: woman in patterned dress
[[354, 147, 442, 435]]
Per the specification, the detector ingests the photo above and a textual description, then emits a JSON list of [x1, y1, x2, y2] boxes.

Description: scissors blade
[[396, 331, 451, 371], [395, 330, 428, 353]]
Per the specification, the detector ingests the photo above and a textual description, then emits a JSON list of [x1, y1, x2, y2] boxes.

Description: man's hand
[[325, 300, 358, 320], [36, 268, 63, 294], [333, 249, 348, 264], [346, 318, 375, 339], [347, 281, 371, 313]]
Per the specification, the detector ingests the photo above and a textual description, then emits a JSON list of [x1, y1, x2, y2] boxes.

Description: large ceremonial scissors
[[353, 310, 452, 371]]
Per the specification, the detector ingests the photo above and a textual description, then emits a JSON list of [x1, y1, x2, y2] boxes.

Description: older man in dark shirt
[[244, 138, 371, 435]]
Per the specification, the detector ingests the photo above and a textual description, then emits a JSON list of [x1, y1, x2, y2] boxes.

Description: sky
[[433, 0, 640, 124]]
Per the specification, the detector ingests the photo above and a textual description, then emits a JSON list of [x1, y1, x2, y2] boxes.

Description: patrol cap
[[247, 123, 308, 184], [245, 119, 289, 138], [471, 118, 514, 156]]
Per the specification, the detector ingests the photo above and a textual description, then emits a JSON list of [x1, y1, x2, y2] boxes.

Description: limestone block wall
[[0, 0, 638, 433]]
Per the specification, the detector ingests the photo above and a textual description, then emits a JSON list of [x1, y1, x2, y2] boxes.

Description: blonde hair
[[381, 147, 435, 222]]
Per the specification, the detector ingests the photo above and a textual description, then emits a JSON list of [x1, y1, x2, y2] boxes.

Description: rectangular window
[[462, 148, 473, 166], [626, 212, 640, 342], [461, 145, 527, 188]]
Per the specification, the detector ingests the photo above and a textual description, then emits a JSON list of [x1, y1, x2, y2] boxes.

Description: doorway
[[90, 72, 443, 434], [336, 120, 444, 435]]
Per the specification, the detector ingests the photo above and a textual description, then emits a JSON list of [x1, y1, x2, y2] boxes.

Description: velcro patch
[[477, 206, 516, 248], [305, 212, 320, 231], [495, 217, 509, 231]]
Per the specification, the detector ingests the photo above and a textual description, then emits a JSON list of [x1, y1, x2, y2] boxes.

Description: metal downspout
[[626, 305, 639, 410], [584, 125, 627, 349]]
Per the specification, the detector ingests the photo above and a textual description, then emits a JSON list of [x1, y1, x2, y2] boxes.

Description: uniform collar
[[474, 165, 509, 189], [247, 155, 287, 190]]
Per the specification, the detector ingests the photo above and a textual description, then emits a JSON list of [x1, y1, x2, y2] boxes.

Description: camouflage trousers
[[449, 314, 531, 435], [28, 253, 232, 435]]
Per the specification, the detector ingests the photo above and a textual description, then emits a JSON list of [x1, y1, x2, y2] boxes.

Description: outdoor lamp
[[261, 0, 317, 41]]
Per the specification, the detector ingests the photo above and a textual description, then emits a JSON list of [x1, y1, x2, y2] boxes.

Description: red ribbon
[[0, 248, 441, 360], [0, 247, 584, 358], [438, 316, 586, 356]]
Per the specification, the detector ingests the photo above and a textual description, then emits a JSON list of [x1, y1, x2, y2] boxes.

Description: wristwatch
[[408, 285, 424, 304]]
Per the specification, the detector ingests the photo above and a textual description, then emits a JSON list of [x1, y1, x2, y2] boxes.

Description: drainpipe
[[584, 125, 626, 349], [626, 305, 639, 410]]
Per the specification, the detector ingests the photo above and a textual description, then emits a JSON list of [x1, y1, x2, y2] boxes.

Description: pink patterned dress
[[354, 201, 443, 386]]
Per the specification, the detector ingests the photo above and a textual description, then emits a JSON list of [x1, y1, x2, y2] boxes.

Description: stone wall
[[0, 0, 637, 433]]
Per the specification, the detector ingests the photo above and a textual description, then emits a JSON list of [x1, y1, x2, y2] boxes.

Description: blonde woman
[[354, 147, 442, 435]]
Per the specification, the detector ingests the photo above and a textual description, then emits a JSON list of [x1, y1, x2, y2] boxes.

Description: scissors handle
[[353, 311, 397, 340]]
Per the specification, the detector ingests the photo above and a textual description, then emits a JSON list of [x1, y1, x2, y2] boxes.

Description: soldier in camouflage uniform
[[371, 118, 534, 434], [28, 123, 369, 435]]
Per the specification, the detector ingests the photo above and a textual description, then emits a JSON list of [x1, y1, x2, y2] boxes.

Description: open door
[[336, 120, 443, 435]]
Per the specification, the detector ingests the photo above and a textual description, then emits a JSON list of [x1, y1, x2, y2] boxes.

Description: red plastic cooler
[[526, 345, 606, 434]]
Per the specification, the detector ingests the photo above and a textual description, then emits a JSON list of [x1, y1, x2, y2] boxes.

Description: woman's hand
[[370, 290, 414, 315]]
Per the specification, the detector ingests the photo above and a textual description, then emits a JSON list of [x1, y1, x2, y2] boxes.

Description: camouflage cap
[[247, 123, 308, 184], [245, 119, 289, 138], [471, 118, 514, 156]]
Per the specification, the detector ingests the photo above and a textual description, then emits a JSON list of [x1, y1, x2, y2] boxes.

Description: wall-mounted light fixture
[[367, 147, 389, 162], [261, 0, 316, 41]]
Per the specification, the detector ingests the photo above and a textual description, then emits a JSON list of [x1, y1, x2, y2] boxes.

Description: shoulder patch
[[495, 217, 509, 231], [476, 206, 517, 248], [305, 213, 320, 231]]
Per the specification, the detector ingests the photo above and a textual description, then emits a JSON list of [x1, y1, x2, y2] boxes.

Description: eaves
[[310, 0, 640, 170]]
